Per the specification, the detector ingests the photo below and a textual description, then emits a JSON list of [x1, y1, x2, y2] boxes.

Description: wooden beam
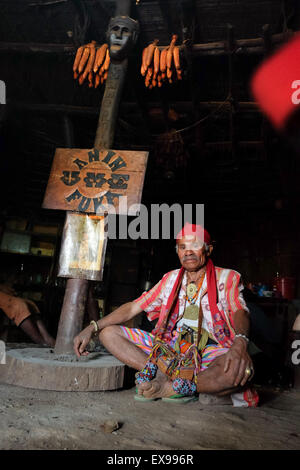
[[190, 31, 293, 55], [9, 100, 260, 114], [262, 24, 272, 55], [179, 0, 198, 120], [158, 0, 175, 38], [226, 24, 238, 167], [0, 42, 75, 53], [0, 31, 293, 55], [205, 141, 265, 148]]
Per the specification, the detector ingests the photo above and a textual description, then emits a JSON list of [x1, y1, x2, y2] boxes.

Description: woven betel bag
[[151, 339, 201, 381], [148, 285, 206, 383]]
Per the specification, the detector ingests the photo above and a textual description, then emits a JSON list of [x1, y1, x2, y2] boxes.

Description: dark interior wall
[[212, 211, 300, 290], [0, 0, 299, 314]]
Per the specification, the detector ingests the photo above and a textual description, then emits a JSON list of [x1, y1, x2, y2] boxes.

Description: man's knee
[[99, 325, 122, 343]]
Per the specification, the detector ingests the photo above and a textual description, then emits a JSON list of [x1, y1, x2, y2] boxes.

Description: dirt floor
[[0, 345, 300, 451]]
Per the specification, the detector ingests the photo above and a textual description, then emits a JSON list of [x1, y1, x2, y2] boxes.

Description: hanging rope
[[151, 95, 230, 138]]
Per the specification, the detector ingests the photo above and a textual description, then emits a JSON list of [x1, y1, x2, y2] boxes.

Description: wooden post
[[94, 60, 128, 150], [54, 0, 135, 355], [54, 279, 89, 355]]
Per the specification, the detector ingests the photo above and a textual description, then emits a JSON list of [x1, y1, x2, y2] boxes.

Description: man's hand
[[73, 325, 95, 358], [73, 302, 143, 358], [223, 337, 253, 387]]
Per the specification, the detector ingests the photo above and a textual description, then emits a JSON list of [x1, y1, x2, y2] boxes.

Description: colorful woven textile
[[200, 344, 229, 370], [121, 326, 226, 372], [121, 326, 259, 407], [133, 267, 249, 348], [121, 327, 154, 353]]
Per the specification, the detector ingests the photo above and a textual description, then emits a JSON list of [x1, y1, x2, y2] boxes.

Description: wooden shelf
[[0, 250, 53, 258], [3, 229, 57, 239]]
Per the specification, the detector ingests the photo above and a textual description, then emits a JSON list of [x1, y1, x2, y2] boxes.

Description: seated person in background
[[0, 284, 55, 347]]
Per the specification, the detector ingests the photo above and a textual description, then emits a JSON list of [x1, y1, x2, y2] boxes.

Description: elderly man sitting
[[74, 223, 258, 407]]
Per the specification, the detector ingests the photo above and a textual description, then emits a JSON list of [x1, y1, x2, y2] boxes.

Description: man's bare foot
[[136, 369, 178, 399], [138, 377, 175, 399]]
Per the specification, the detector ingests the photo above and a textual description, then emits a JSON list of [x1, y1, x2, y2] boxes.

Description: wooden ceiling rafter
[[8, 99, 265, 147], [0, 30, 293, 55], [226, 23, 236, 162], [1, 0, 297, 216], [9, 100, 260, 113], [179, 0, 199, 121]]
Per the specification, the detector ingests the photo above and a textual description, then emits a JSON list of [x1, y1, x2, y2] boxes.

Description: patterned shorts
[[120, 326, 259, 407], [120, 326, 228, 372]]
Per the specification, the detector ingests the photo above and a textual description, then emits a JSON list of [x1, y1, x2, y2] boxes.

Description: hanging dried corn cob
[[141, 35, 183, 88], [166, 34, 177, 83], [93, 44, 108, 73], [72, 41, 110, 88]]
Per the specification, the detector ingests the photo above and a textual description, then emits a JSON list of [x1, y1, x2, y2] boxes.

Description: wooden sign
[[43, 148, 149, 215], [58, 213, 106, 281]]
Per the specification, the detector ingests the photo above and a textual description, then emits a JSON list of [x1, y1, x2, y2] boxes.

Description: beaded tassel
[[135, 361, 158, 384], [173, 378, 197, 396]]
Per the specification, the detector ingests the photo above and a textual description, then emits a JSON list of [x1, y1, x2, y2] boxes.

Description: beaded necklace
[[183, 271, 205, 321], [185, 271, 205, 303]]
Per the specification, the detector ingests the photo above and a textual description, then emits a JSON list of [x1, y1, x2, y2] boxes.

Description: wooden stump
[[0, 348, 125, 391]]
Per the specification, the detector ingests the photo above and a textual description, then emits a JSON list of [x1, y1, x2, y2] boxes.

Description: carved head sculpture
[[106, 15, 139, 61]]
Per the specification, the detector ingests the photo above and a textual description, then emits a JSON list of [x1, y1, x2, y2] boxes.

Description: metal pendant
[[186, 282, 197, 298], [183, 304, 199, 321]]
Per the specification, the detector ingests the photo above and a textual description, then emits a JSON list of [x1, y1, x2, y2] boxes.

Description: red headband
[[176, 223, 211, 244]]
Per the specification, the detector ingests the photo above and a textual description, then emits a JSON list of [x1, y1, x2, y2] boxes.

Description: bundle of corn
[[154, 130, 189, 168], [73, 41, 110, 88], [141, 34, 182, 88]]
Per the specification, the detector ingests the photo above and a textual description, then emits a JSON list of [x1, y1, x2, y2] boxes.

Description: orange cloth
[[0, 291, 40, 327]]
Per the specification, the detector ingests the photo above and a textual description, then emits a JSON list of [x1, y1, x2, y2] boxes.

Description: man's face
[[177, 235, 212, 272]]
